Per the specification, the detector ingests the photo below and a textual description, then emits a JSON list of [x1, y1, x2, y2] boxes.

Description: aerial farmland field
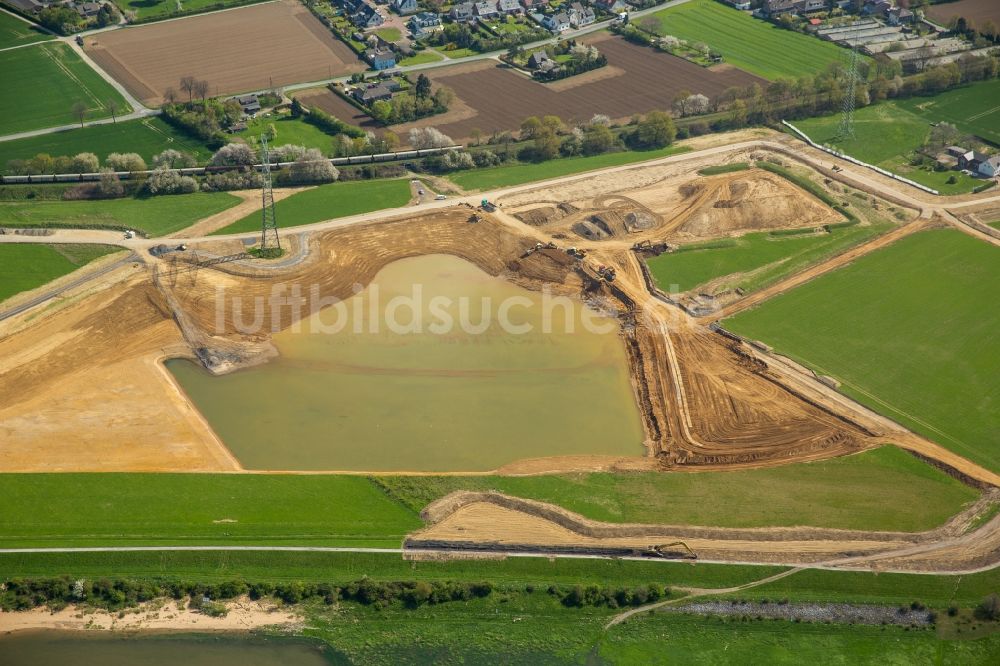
[[0, 117, 213, 168], [927, 0, 1000, 28], [794, 102, 981, 194], [647, 0, 854, 80], [0, 244, 120, 303], [85, 0, 365, 106], [0, 8, 51, 49], [726, 229, 1000, 474], [897, 78, 1000, 146], [393, 33, 764, 142], [0, 42, 132, 134], [112, 0, 266, 21]]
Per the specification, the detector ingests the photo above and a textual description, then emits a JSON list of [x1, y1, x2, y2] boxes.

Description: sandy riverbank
[[0, 598, 301, 635]]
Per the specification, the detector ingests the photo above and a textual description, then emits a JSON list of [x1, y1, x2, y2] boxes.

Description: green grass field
[[213, 178, 411, 234], [648, 0, 854, 80], [0, 117, 212, 169], [0, 474, 421, 549], [0, 9, 51, 48], [0, 191, 241, 236], [113, 0, 261, 20], [0, 42, 132, 135], [0, 244, 120, 302], [726, 229, 999, 473], [794, 103, 980, 194], [374, 27, 401, 42], [375, 447, 976, 532], [233, 115, 337, 156], [647, 221, 892, 295], [448, 146, 689, 191], [897, 79, 1000, 146], [397, 50, 444, 66]]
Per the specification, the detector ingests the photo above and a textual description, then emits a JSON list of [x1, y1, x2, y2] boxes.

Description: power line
[[259, 135, 281, 252]]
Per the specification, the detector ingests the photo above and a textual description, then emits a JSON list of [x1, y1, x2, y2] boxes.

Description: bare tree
[[163, 87, 178, 105], [106, 99, 119, 124], [179, 76, 196, 103], [71, 101, 87, 128], [193, 79, 210, 103]]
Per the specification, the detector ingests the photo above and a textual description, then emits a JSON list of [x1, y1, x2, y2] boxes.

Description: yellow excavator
[[644, 541, 697, 560]]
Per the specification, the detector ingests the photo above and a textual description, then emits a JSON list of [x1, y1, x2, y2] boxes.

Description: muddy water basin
[[167, 254, 645, 472]]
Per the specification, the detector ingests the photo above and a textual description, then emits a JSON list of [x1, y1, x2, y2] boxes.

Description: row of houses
[[761, 0, 914, 24], [446, 0, 607, 30]]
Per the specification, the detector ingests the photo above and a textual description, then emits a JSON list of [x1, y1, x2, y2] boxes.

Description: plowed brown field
[[928, 0, 1000, 27], [390, 34, 764, 141], [85, 0, 365, 106]]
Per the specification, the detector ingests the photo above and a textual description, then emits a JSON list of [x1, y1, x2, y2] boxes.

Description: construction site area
[[1, 133, 998, 574]]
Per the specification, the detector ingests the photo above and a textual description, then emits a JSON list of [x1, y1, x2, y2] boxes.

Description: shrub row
[[0, 577, 493, 613]]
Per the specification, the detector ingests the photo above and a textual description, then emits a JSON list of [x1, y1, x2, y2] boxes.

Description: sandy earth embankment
[[0, 598, 300, 634]]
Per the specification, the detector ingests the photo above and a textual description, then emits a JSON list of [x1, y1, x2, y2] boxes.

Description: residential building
[[344, 0, 385, 29], [73, 1, 103, 17], [521, 0, 549, 9], [391, 0, 418, 14], [408, 11, 443, 37], [450, 2, 475, 22], [725, 0, 752, 9], [498, 0, 521, 15], [568, 2, 595, 27], [594, 0, 628, 13], [366, 48, 397, 70], [474, 0, 499, 19], [541, 11, 570, 32]]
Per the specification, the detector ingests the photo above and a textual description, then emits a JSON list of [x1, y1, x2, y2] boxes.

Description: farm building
[[353, 82, 396, 103], [235, 94, 262, 115]]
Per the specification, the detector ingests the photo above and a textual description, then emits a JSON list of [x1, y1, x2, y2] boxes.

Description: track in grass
[[725, 229, 1000, 474], [0, 42, 132, 134], [0, 117, 213, 167]]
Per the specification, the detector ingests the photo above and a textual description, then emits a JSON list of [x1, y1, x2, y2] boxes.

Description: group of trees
[[36, 3, 119, 34], [532, 43, 609, 83], [0, 576, 493, 613], [4, 149, 194, 176], [552, 583, 669, 609], [367, 75, 454, 125], [161, 93, 243, 149], [513, 109, 677, 162]]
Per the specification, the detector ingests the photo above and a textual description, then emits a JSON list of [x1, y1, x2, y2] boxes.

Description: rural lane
[[1, 544, 998, 577]]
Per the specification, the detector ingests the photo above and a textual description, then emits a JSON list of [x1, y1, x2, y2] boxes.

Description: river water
[[167, 254, 644, 471], [0, 632, 343, 665]]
